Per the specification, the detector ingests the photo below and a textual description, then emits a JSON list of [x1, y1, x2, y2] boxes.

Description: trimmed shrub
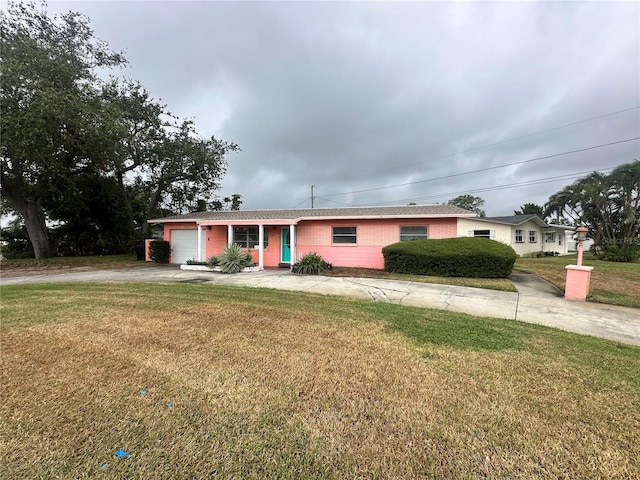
[[218, 244, 254, 274], [149, 240, 170, 264], [522, 251, 545, 258], [382, 237, 517, 278], [292, 252, 333, 275], [597, 244, 640, 262], [205, 255, 219, 267]]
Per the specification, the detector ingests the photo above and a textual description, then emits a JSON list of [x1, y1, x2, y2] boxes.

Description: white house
[[457, 214, 572, 256]]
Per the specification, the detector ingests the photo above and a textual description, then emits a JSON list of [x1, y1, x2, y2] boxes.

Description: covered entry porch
[[197, 220, 299, 270]]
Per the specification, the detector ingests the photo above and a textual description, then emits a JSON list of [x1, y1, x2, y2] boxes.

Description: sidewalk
[[2, 266, 638, 346]]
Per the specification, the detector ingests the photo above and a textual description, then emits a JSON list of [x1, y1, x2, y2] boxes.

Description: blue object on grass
[[115, 449, 131, 458], [140, 390, 147, 396], [166, 402, 173, 407], [101, 463, 108, 469]]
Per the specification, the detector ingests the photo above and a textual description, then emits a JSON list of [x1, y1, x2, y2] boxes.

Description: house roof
[[465, 214, 549, 228], [546, 223, 575, 231], [148, 204, 476, 224]]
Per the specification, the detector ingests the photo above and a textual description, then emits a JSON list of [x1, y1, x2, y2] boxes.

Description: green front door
[[281, 227, 291, 262]]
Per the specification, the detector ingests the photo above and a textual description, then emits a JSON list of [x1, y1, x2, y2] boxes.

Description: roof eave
[[466, 216, 549, 227], [149, 212, 477, 224]]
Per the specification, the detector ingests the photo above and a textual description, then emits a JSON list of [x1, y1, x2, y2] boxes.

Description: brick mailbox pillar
[[565, 265, 593, 301]]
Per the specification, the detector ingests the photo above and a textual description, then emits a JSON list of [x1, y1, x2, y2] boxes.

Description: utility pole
[[311, 185, 315, 208]]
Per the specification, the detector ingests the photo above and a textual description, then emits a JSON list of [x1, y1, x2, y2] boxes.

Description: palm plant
[[218, 244, 253, 273]]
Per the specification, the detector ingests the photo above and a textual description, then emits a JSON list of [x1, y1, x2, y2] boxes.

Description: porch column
[[258, 224, 264, 270], [197, 224, 203, 262], [289, 224, 296, 267], [227, 225, 233, 246]]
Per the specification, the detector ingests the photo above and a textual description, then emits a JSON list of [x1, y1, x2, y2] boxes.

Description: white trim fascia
[[153, 213, 477, 226], [295, 213, 477, 222]]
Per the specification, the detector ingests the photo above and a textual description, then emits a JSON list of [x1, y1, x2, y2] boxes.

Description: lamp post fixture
[[565, 224, 593, 301], [576, 225, 588, 266]]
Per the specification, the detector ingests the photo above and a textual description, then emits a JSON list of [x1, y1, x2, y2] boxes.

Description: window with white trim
[[529, 230, 537, 243], [400, 225, 428, 241], [515, 229, 524, 243], [545, 232, 555, 243], [332, 226, 357, 244], [233, 227, 268, 248], [472, 229, 493, 239]]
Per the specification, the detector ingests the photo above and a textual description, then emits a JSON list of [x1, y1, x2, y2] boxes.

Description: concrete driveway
[[2, 265, 639, 346]]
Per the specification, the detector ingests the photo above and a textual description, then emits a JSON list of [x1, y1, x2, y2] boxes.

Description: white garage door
[[170, 229, 206, 264]]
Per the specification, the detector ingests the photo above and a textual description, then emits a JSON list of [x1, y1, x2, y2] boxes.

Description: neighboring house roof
[[466, 215, 574, 231], [547, 223, 576, 231], [149, 205, 476, 224], [465, 214, 549, 228]]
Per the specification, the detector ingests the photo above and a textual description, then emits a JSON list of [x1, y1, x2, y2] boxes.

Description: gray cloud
[[46, 1, 640, 214]]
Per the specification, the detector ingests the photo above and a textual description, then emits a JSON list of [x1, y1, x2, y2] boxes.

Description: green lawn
[[515, 254, 640, 308], [2, 253, 639, 307], [0, 253, 143, 271], [1, 283, 638, 479], [323, 266, 517, 292]]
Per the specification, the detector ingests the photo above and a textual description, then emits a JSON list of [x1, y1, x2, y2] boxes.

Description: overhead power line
[[316, 105, 640, 187], [292, 197, 309, 208], [319, 137, 640, 198], [314, 197, 355, 207], [341, 166, 618, 207]]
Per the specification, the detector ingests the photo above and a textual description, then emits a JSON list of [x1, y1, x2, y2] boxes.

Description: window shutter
[[468, 230, 473, 237], [490, 230, 495, 240]]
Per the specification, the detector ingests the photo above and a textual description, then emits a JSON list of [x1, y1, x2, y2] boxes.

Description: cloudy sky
[[46, 1, 639, 215]]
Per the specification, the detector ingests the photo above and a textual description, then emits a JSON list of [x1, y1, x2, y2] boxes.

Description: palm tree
[[543, 160, 640, 260]]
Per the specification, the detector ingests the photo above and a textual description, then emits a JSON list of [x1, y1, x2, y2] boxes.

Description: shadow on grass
[[361, 302, 533, 352]]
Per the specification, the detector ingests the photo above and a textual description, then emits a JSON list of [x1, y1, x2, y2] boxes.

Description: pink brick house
[[147, 205, 476, 269]]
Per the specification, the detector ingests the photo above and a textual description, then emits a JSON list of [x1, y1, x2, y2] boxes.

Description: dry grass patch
[[1, 283, 639, 479]]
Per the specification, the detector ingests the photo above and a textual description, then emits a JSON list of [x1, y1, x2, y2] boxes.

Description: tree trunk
[[21, 198, 51, 259], [141, 184, 164, 239], [115, 169, 136, 246]]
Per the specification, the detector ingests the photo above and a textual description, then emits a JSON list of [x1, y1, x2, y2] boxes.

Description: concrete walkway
[[2, 266, 638, 346]]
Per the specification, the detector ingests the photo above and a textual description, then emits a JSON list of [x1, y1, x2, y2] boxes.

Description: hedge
[[382, 237, 517, 278], [149, 240, 171, 264]]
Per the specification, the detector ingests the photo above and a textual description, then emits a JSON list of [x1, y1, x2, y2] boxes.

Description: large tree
[[100, 80, 240, 240], [447, 195, 486, 217], [43, 171, 136, 255], [138, 119, 239, 231], [0, 2, 125, 257], [514, 203, 545, 218], [544, 160, 640, 260], [1, 4, 241, 258]]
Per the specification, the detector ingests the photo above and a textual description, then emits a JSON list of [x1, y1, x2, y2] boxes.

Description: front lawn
[[2, 253, 637, 308], [1, 283, 638, 479], [515, 254, 640, 308], [323, 267, 517, 292], [0, 253, 146, 275]]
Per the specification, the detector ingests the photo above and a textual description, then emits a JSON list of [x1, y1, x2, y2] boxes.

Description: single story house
[[147, 205, 477, 269], [563, 228, 594, 252], [457, 214, 572, 256]]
